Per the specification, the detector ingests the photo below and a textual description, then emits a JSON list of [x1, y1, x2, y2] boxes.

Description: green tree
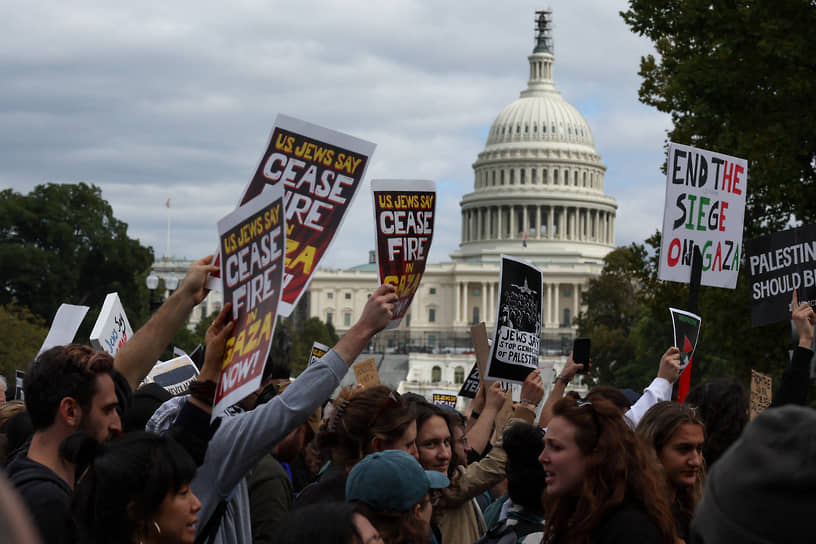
[[0, 301, 49, 385], [289, 317, 339, 376], [0, 183, 154, 337], [621, 0, 816, 238]]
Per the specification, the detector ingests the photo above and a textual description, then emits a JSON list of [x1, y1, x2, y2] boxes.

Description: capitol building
[[151, 11, 616, 403]]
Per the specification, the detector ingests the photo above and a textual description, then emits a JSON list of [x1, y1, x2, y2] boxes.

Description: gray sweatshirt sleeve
[[192, 349, 347, 523]]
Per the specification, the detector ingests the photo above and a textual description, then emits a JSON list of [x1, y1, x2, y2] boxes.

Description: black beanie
[[690, 405, 816, 543]]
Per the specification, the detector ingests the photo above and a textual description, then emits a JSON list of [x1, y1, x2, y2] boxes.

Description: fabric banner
[[745, 224, 816, 327], [372, 179, 435, 329], [208, 114, 376, 316], [432, 391, 457, 408], [670, 308, 701, 371], [213, 185, 286, 417], [457, 363, 480, 398], [308, 341, 329, 367], [90, 293, 133, 356], [485, 255, 543, 384], [659, 142, 747, 289]]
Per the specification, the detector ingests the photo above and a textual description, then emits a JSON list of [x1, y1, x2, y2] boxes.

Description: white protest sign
[[39, 304, 90, 354], [141, 355, 200, 396], [659, 142, 748, 289], [90, 293, 134, 356]]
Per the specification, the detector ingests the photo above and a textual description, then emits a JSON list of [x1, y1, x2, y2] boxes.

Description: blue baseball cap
[[346, 449, 450, 512]]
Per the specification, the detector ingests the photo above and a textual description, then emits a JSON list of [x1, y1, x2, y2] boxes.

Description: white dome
[[487, 93, 595, 148]]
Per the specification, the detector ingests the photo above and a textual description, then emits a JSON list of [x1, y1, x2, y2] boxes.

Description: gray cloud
[[1, 0, 671, 269]]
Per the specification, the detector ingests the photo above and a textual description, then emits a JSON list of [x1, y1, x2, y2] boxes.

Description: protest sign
[[745, 224, 816, 327], [749, 369, 772, 419], [457, 363, 480, 398], [142, 355, 200, 396], [659, 143, 748, 289], [471, 323, 490, 386], [309, 341, 330, 367], [90, 293, 133, 357], [208, 115, 376, 317], [39, 304, 89, 355], [372, 179, 435, 329], [15, 370, 24, 400], [485, 255, 543, 384], [670, 308, 701, 371], [432, 390, 457, 408], [213, 185, 285, 417], [353, 358, 380, 388]]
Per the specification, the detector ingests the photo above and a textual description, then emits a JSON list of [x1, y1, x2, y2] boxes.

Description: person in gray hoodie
[[148, 283, 397, 544]]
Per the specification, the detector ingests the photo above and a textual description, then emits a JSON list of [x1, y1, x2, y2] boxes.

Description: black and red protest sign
[[213, 185, 286, 416], [372, 179, 435, 329], [209, 115, 376, 316], [670, 307, 701, 371]]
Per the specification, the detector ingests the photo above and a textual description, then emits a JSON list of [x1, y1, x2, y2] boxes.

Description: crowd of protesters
[[1, 255, 814, 544]]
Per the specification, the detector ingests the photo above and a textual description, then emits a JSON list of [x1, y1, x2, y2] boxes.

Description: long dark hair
[[277, 502, 362, 544], [542, 397, 675, 544], [72, 432, 197, 544], [684, 378, 748, 467]]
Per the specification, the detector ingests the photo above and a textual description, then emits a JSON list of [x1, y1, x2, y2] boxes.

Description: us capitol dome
[[152, 10, 614, 401]]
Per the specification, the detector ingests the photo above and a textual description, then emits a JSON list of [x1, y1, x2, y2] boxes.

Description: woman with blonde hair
[[637, 401, 705, 543]]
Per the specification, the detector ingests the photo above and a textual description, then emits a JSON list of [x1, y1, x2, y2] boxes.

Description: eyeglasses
[[366, 391, 401, 434], [575, 399, 602, 445]]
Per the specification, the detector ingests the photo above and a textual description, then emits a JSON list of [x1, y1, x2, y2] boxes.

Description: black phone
[[573, 337, 591, 374]]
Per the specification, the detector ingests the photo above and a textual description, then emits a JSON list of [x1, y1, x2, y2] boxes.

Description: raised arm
[[333, 283, 397, 364], [115, 255, 218, 390], [771, 289, 815, 407], [624, 346, 679, 427], [539, 354, 582, 429], [465, 381, 505, 455]]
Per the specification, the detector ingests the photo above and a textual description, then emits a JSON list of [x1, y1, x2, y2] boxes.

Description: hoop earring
[[153, 521, 162, 535]]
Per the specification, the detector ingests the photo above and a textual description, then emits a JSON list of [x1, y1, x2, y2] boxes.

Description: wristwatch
[[553, 374, 570, 385]]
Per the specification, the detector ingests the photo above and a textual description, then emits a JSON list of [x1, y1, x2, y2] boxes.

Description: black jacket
[[6, 454, 74, 544]]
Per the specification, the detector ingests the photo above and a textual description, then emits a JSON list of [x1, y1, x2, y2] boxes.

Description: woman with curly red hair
[[538, 396, 675, 544]]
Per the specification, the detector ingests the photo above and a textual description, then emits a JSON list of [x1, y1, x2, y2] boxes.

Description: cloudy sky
[[1, 0, 671, 269]]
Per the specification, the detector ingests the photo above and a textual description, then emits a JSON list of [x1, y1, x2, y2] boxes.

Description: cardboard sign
[[141, 355, 200, 396], [670, 308, 702, 371], [208, 115, 376, 317], [309, 341, 329, 367], [214, 185, 286, 417], [39, 304, 90, 355], [353, 358, 380, 388], [750, 369, 772, 419], [485, 255, 543, 384], [372, 179, 436, 329], [659, 143, 748, 289], [432, 390, 457, 408], [90, 293, 133, 357], [457, 363, 480, 398], [745, 224, 816, 327]]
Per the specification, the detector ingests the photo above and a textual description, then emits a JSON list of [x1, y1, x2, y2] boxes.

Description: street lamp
[[165, 274, 179, 293], [146, 272, 161, 313]]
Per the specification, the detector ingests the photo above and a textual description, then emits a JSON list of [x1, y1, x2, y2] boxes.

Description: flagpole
[[165, 198, 171, 259]]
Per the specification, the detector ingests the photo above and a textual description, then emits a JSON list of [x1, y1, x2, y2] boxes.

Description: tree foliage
[[579, 234, 796, 394], [0, 183, 154, 338], [621, 0, 816, 237], [289, 317, 339, 376], [0, 301, 49, 386]]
